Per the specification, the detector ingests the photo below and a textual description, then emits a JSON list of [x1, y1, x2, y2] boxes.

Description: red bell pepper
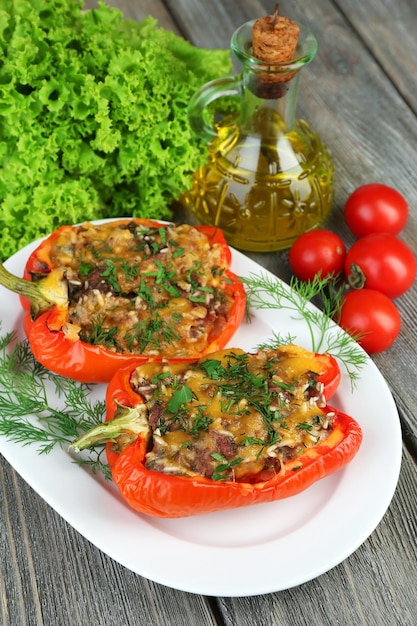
[[298, 350, 340, 402], [71, 345, 360, 518], [105, 406, 361, 518], [0, 219, 246, 383]]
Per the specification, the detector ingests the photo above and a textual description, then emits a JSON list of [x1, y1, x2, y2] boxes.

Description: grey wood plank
[[84, 0, 180, 32], [332, 0, 417, 112], [0, 455, 219, 626], [2, 445, 416, 625], [217, 446, 417, 626]]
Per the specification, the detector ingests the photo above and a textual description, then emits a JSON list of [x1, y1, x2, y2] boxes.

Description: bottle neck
[[239, 65, 302, 134], [229, 19, 316, 137]]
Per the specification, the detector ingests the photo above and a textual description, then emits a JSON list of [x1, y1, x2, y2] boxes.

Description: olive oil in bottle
[[183, 17, 334, 252]]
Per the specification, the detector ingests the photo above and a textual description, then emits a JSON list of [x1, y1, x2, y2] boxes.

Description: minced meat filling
[[35, 221, 235, 357], [129, 346, 335, 483]]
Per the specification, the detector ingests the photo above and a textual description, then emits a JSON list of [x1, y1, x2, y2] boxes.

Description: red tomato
[[344, 233, 416, 299], [344, 184, 408, 237], [338, 289, 401, 354], [289, 230, 346, 282]]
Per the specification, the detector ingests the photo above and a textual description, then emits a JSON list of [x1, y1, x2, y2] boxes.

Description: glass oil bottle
[[182, 18, 334, 252]]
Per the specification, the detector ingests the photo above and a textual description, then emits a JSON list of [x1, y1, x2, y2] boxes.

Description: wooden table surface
[[1, 1, 417, 624]]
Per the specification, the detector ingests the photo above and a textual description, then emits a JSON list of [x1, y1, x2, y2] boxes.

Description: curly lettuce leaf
[[0, 0, 232, 260]]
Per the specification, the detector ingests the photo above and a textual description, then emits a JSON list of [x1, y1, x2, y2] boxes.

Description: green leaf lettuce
[[0, 0, 232, 260]]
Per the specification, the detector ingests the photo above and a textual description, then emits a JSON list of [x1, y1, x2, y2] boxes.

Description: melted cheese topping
[[34, 221, 236, 357], [130, 345, 334, 483]]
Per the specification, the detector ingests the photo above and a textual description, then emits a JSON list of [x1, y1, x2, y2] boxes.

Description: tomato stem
[[346, 263, 366, 290]]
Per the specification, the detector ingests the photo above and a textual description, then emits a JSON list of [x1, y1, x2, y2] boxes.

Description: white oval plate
[[0, 230, 401, 597]]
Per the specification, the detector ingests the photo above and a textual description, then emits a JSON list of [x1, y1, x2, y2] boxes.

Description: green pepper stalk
[[70, 402, 149, 454], [0, 263, 68, 319]]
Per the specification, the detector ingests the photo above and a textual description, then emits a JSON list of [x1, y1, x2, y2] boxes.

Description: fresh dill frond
[[0, 329, 108, 474], [242, 272, 367, 388], [74, 451, 112, 480], [256, 331, 297, 352]]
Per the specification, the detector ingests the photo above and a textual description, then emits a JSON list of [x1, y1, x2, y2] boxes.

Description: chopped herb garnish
[[200, 359, 226, 380], [158, 227, 167, 246], [124, 314, 181, 353], [211, 455, 243, 481], [297, 422, 313, 432], [172, 247, 185, 258], [83, 316, 119, 349], [100, 259, 120, 293], [153, 371, 173, 383], [121, 262, 139, 281], [137, 279, 155, 308], [78, 260, 94, 277], [189, 411, 213, 435], [167, 384, 193, 413], [240, 436, 266, 447]]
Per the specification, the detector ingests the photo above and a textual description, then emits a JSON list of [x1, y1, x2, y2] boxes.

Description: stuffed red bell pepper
[[0, 219, 246, 383], [70, 343, 361, 518]]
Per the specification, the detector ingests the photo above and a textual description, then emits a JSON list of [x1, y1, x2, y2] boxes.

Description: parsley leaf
[[167, 385, 193, 413]]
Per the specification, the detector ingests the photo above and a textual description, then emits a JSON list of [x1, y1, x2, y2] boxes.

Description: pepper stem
[[0, 263, 68, 318], [69, 403, 150, 453]]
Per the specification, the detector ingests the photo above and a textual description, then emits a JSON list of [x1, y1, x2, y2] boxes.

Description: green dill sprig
[[242, 272, 368, 388], [0, 329, 108, 476]]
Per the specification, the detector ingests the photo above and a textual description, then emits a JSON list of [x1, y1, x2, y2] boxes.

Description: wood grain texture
[[217, 448, 417, 626], [84, 0, 178, 31], [332, 0, 417, 111], [0, 457, 219, 626], [2, 446, 416, 625], [1, 1, 417, 624]]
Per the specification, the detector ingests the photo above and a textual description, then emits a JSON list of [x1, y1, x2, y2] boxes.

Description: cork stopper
[[252, 5, 299, 63], [251, 5, 300, 97]]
